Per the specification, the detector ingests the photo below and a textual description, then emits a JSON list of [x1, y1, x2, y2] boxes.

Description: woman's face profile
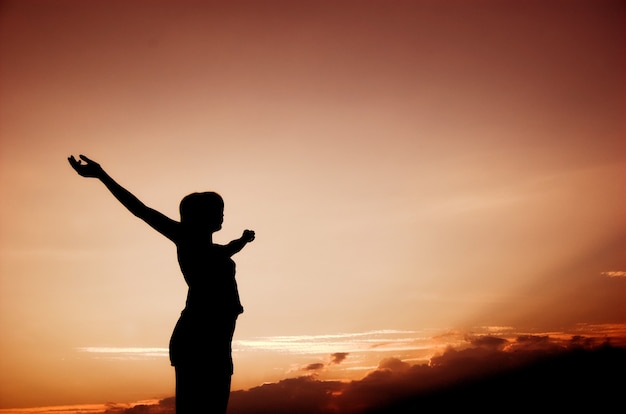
[[207, 206, 224, 232]]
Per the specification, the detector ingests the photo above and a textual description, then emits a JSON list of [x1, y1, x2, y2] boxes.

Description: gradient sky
[[1, 0, 624, 409]]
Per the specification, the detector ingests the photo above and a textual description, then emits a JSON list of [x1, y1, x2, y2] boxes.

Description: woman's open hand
[[68, 154, 104, 178]]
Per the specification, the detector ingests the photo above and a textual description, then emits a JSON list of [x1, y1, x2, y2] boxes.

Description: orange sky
[[0, 0, 624, 409]]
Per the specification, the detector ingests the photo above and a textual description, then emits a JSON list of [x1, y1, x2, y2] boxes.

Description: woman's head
[[179, 192, 224, 232]]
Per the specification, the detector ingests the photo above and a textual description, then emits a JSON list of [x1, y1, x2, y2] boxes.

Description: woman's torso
[[176, 242, 244, 317]]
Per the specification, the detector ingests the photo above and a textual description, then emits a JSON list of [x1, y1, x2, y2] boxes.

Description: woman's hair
[[179, 191, 224, 223]]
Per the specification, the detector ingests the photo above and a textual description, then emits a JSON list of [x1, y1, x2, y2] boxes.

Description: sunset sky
[[0, 0, 624, 410]]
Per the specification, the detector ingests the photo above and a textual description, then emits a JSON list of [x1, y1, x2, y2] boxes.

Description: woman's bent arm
[[224, 230, 255, 256]]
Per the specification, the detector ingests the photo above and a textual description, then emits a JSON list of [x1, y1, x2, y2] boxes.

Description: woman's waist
[[182, 300, 243, 315]]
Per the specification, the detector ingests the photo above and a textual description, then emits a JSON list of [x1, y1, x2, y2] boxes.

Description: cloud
[[601, 271, 626, 278], [230, 377, 344, 414], [76, 347, 168, 359], [235, 330, 422, 354], [103, 397, 174, 413], [465, 334, 509, 349], [330, 352, 349, 364], [299, 353, 350, 373], [232, 334, 626, 413], [303, 363, 325, 371], [376, 357, 410, 373]]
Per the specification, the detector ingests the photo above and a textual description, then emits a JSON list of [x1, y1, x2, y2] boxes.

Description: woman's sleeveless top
[[177, 242, 244, 317]]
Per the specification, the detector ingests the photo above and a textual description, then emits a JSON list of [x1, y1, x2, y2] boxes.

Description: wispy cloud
[[234, 329, 444, 355], [75, 324, 626, 365], [72, 330, 435, 365], [0, 404, 108, 414], [601, 270, 626, 278], [75, 347, 168, 359], [0, 400, 162, 414], [75, 331, 430, 362]]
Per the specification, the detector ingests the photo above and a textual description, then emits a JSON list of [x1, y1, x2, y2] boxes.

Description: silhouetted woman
[[68, 154, 255, 414]]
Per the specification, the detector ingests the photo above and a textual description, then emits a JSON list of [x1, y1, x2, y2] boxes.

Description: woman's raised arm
[[68, 154, 180, 242]]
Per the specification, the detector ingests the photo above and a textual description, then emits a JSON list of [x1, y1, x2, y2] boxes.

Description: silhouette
[[68, 154, 255, 414]]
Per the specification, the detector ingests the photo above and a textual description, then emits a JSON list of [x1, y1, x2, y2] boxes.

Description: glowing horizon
[[1, 323, 624, 413], [71, 323, 626, 393]]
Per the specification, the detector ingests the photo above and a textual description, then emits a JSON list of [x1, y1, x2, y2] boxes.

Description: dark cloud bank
[[108, 336, 625, 414]]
